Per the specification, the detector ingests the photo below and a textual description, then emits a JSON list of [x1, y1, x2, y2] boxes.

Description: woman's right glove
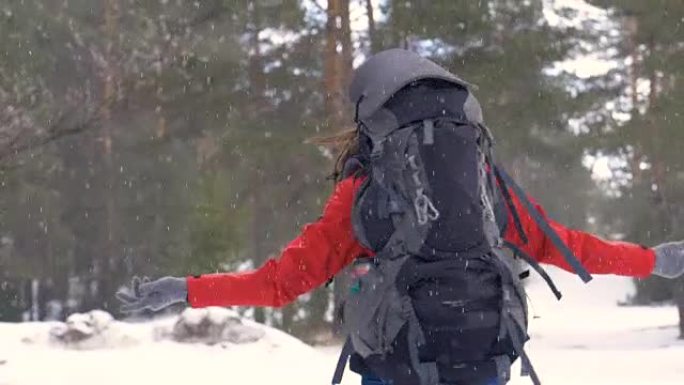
[[115, 276, 188, 313], [652, 241, 684, 279]]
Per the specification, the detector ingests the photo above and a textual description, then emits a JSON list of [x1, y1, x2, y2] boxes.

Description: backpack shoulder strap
[[494, 165, 593, 283]]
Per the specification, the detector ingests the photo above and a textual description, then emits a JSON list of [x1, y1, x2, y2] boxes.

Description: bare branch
[[0, 99, 110, 165], [311, 0, 326, 13]]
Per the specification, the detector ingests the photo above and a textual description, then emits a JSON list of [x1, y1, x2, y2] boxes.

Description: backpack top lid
[[348, 49, 483, 124]]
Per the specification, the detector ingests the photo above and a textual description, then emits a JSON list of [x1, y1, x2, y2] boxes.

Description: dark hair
[[308, 127, 360, 183]]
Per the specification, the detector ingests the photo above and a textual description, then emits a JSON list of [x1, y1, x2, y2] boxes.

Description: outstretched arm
[[187, 177, 370, 308], [502, 187, 656, 278]]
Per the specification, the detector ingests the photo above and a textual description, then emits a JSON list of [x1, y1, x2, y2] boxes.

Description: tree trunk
[[246, 1, 269, 324], [340, 0, 353, 87], [365, 0, 379, 53], [624, 15, 646, 185], [324, 0, 355, 338], [98, 0, 120, 312], [646, 44, 668, 231], [156, 108, 167, 139], [324, 0, 353, 132], [280, 300, 296, 334], [679, 304, 684, 339], [250, 189, 268, 324], [324, 0, 342, 130], [625, 15, 640, 115], [675, 278, 684, 339]]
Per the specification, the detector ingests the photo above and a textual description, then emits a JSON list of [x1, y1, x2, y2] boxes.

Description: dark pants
[[361, 375, 499, 385]]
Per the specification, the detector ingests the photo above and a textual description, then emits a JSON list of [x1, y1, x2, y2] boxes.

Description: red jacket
[[187, 176, 655, 308]]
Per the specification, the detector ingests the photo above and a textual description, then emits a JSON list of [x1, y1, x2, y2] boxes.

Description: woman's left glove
[[115, 276, 188, 313], [652, 241, 684, 279]]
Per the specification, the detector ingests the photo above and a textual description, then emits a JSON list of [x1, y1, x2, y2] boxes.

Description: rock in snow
[[48, 310, 137, 349], [164, 307, 265, 345], [23, 308, 265, 350]]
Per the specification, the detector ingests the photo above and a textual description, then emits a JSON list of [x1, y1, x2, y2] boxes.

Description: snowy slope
[[1, 269, 682, 385]]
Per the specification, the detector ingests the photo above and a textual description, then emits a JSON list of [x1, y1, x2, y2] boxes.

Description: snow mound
[[159, 307, 265, 345], [0, 311, 345, 385], [47, 310, 139, 349]]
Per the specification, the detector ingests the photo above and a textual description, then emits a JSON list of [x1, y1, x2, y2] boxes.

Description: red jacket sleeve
[[502, 186, 655, 278], [187, 177, 370, 308]]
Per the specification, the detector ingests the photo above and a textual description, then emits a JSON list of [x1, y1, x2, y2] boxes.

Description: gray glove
[[652, 241, 684, 279], [116, 276, 188, 313]]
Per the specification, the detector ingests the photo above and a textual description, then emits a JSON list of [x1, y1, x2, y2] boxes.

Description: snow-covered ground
[[507, 268, 683, 385], [1, 268, 682, 385]]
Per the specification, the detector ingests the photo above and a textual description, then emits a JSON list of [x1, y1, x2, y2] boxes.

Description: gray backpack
[[332, 49, 592, 385]]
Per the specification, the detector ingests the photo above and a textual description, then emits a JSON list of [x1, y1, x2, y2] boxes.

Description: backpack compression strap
[[494, 166, 593, 283], [494, 167, 529, 245], [504, 240, 562, 300]]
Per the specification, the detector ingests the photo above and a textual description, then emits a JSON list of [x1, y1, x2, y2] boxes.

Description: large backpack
[[332, 49, 593, 385]]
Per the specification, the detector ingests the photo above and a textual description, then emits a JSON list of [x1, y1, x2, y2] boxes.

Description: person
[[116, 49, 684, 385]]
